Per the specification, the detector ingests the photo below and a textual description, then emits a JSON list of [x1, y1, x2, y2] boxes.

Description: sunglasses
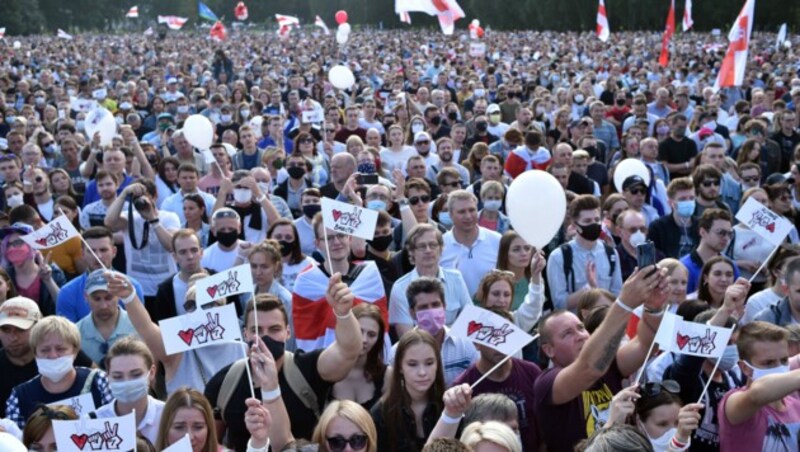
[[626, 226, 648, 234], [416, 141, 430, 145], [641, 379, 680, 397], [299, 138, 314, 144], [326, 434, 368, 452], [628, 187, 646, 196], [409, 195, 431, 205], [213, 210, 239, 220], [701, 179, 721, 187], [183, 299, 218, 313], [713, 229, 733, 238]]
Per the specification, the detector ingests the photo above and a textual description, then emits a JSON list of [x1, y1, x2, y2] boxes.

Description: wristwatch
[[147, 218, 160, 225], [396, 198, 409, 207]]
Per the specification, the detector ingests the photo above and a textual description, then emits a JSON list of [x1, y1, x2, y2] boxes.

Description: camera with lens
[[133, 196, 152, 214]]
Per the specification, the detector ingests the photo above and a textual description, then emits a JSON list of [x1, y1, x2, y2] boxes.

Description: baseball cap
[[414, 131, 431, 143], [0, 297, 42, 330], [84, 269, 110, 295], [157, 112, 175, 122], [487, 104, 501, 114], [765, 173, 795, 186], [167, 77, 178, 85], [622, 175, 648, 192], [0, 222, 33, 241]]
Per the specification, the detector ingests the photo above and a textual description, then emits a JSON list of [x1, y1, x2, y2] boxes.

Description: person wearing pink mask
[[0, 223, 64, 316], [387, 277, 477, 387]]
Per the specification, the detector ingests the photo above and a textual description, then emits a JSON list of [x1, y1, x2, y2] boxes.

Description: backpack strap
[[81, 369, 99, 394], [560, 243, 574, 293], [603, 243, 617, 278], [282, 352, 320, 418], [216, 359, 248, 419]]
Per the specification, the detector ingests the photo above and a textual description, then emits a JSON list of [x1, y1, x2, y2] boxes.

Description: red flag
[[126, 6, 139, 18], [235, 2, 248, 21], [210, 21, 226, 41], [292, 262, 388, 351], [596, 0, 610, 42], [659, 0, 676, 67]]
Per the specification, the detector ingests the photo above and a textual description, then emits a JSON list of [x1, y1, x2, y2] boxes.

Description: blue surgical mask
[[676, 200, 695, 217], [367, 200, 386, 211], [718, 344, 740, 371], [439, 211, 452, 227], [744, 360, 790, 381]]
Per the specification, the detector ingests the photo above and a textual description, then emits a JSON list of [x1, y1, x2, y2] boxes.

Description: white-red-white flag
[[315, 16, 330, 35], [596, 0, 610, 42], [399, 12, 412, 24], [714, 0, 755, 91], [57, 29, 73, 40], [682, 0, 694, 32], [275, 14, 299, 38], [126, 6, 139, 18], [395, 0, 464, 35], [143, 26, 153, 36], [235, 2, 249, 21], [158, 15, 188, 30], [210, 21, 227, 41]]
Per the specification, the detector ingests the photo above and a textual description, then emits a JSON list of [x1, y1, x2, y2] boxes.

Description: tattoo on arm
[[593, 324, 626, 373]]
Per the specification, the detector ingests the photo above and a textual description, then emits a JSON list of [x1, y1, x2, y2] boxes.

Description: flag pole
[[697, 324, 738, 404], [748, 244, 780, 284], [470, 335, 538, 389], [58, 207, 108, 272], [635, 303, 671, 384], [240, 342, 257, 399]]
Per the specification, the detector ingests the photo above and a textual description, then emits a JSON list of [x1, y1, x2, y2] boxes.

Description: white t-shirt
[[172, 274, 190, 316], [200, 242, 240, 273], [122, 210, 180, 296], [281, 256, 316, 292], [380, 146, 418, 173], [293, 216, 317, 257]]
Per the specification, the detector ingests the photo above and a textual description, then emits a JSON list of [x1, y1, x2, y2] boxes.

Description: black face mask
[[367, 234, 393, 252], [249, 334, 285, 361], [447, 111, 458, 121], [577, 223, 602, 242], [216, 230, 239, 247], [616, 99, 626, 106], [476, 122, 488, 132], [287, 166, 306, 179], [430, 115, 442, 126], [303, 204, 322, 219], [584, 146, 598, 159], [278, 240, 293, 257]]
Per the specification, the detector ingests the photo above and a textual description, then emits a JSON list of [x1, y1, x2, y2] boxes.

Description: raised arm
[[725, 370, 800, 425], [317, 273, 362, 382], [250, 336, 294, 451], [426, 384, 472, 444], [104, 183, 136, 231], [551, 268, 657, 405], [513, 250, 546, 332]]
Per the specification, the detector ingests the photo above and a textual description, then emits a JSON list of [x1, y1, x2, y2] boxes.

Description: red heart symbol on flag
[[71, 433, 89, 450], [431, 0, 449, 12], [35, 238, 47, 246], [332, 209, 342, 221], [178, 329, 195, 345], [467, 320, 483, 336], [766, 223, 775, 233], [206, 286, 217, 298], [676, 333, 690, 350]]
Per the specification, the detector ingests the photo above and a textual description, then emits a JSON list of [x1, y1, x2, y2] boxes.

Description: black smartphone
[[357, 174, 379, 185], [636, 241, 657, 271]]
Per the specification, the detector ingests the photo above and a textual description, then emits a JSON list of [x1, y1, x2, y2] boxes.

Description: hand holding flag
[[326, 273, 355, 317]]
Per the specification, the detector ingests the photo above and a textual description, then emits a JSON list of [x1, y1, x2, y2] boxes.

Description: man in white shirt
[[201, 208, 249, 273], [160, 163, 216, 224], [439, 190, 502, 297]]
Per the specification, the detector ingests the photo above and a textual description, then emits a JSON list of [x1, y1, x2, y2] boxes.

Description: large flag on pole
[[315, 16, 330, 35], [126, 6, 139, 18], [235, 2, 249, 21], [713, 0, 755, 91], [198, 2, 219, 22], [682, 0, 694, 31], [395, 0, 465, 35], [210, 21, 227, 41], [21, 216, 80, 250], [596, 0, 610, 42], [158, 16, 189, 30], [292, 261, 388, 351], [776, 23, 787, 49], [659, 0, 676, 67], [57, 29, 73, 40]]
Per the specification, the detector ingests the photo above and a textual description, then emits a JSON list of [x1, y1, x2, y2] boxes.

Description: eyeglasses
[[183, 299, 218, 313], [8, 239, 26, 248], [416, 141, 430, 145], [628, 187, 646, 196], [713, 229, 733, 238], [409, 195, 431, 205], [299, 138, 314, 144], [327, 434, 368, 452], [35, 405, 73, 421], [323, 233, 348, 243], [41, 141, 54, 147], [441, 181, 460, 188], [626, 226, 648, 234], [213, 210, 239, 220], [641, 379, 680, 398], [701, 179, 721, 187], [414, 241, 441, 251]]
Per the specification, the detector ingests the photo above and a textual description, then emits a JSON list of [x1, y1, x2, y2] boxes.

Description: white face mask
[[483, 200, 502, 212], [233, 188, 252, 204], [240, 109, 251, 119], [36, 355, 75, 381], [744, 360, 790, 381], [221, 114, 233, 123], [257, 182, 270, 195], [6, 194, 23, 208], [646, 425, 677, 452], [411, 123, 424, 134], [629, 230, 647, 248], [110, 375, 150, 403]]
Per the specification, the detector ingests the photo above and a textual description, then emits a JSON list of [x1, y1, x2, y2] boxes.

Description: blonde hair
[[460, 421, 521, 452], [29, 316, 80, 352], [156, 387, 218, 452], [311, 400, 378, 452]]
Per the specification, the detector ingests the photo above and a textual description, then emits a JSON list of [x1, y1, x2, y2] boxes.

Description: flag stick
[[58, 207, 108, 272], [697, 324, 738, 404], [239, 342, 257, 399], [635, 303, 671, 385], [748, 244, 780, 283], [133, 409, 137, 452], [323, 231, 335, 277], [470, 335, 538, 390]]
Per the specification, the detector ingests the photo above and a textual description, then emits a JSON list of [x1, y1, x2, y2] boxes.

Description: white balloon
[[12, 41, 21, 50], [338, 22, 351, 34], [248, 115, 264, 138], [506, 170, 566, 249], [335, 26, 350, 44], [84, 107, 117, 146], [183, 114, 214, 150], [613, 158, 651, 193], [0, 432, 26, 452], [328, 65, 355, 90]]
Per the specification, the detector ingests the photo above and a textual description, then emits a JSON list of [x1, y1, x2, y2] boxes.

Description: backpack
[[216, 352, 320, 420], [560, 242, 617, 292]]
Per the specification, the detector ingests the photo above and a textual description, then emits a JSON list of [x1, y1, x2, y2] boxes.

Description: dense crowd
[[0, 25, 798, 451]]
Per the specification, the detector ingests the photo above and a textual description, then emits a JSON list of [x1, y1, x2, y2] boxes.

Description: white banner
[[53, 411, 137, 452], [321, 197, 379, 240], [450, 305, 535, 355], [736, 197, 793, 247], [48, 393, 96, 417], [21, 215, 80, 250], [195, 263, 253, 306], [158, 304, 243, 355], [654, 312, 733, 358]]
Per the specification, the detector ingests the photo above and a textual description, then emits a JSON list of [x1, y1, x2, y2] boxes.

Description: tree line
[[3, 0, 797, 36]]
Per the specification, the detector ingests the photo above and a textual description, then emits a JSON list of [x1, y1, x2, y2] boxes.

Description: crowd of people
[[0, 25, 798, 451]]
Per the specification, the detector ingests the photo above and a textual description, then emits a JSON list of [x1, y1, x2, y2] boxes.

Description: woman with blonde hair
[[156, 387, 225, 452], [312, 400, 379, 452], [381, 124, 417, 173], [346, 135, 366, 160], [460, 421, 522, 452]]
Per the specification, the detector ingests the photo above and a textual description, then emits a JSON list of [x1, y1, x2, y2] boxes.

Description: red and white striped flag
[[682, 0, 694, 32], [659, 0, 676, 67], [292, 262, 388, 351], [395, 0, 464, 35], [235, 2, 249, 21], [57, 29, 73, 40], [158, 15, 188, 30], [596, 0, 610, 42], [275, 14, 299, 38], [315, 16, 330, 35], [210, 21, 227, 41], [714, 0, 755, 91], [126, 6, 139, 18], [399, 12, 412, 24]]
